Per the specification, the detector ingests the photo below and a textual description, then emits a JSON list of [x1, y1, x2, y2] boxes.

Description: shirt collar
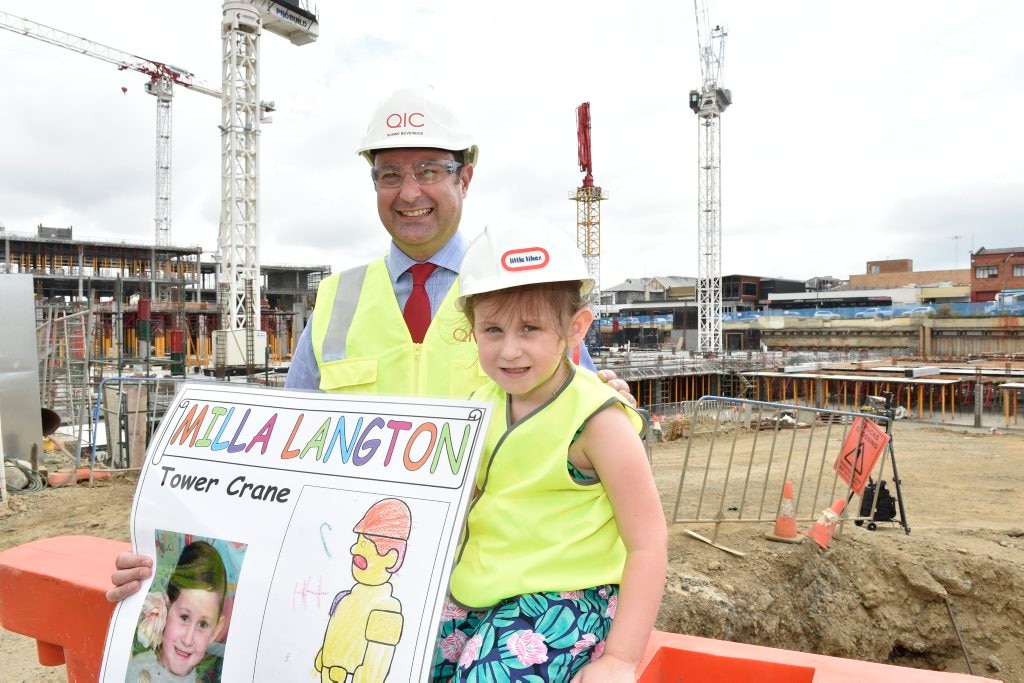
[[386, 231, 468, 284]]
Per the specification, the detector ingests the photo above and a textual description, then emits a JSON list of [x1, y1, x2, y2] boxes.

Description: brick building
[[971, 247, 1024, 302], [865, 258, 913, 274], [850, 268, 970, 289]]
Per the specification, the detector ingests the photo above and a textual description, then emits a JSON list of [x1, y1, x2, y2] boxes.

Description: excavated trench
[[655, 525, 1023, 681]]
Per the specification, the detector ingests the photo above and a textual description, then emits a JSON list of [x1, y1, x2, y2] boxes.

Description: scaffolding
[[36, 307, 97, 467]]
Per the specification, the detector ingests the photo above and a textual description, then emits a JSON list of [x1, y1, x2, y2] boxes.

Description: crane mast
[[214, 1, 317, 370], [689, 0, 730, 354], [570, 102, 607, 348]]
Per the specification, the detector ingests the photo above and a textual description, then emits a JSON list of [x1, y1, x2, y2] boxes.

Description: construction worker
[[315, 499, 411, 683], [106, 86, 632, 602]]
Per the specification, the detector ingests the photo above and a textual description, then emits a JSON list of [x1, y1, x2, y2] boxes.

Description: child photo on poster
[[125, 530, 248, 682]]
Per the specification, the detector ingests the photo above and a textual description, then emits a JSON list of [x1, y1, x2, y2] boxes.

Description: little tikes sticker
[[501, 247, 549, 271]]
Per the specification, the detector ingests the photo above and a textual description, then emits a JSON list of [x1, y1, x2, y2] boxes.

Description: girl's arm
[[569, 406, 668, 682]]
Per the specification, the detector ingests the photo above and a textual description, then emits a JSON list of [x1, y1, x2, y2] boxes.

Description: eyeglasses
[[371, 159, 463, 189]]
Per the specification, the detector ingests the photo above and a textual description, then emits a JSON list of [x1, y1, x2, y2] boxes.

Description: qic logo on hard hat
[[386, 112, 424, 129], [501, 247, 550, 272]]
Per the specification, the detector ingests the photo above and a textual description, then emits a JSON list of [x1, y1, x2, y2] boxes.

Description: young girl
[[433, 222, 667, 682], [127, 539, 228, 682]]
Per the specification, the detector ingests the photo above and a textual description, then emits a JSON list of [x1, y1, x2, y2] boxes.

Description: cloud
[[1, 0, 1021, 292]]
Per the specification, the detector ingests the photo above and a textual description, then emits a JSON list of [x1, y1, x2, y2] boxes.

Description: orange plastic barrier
[[0, 536, 1001, 682], [637, 630, 998, 682], [46, 467, 113, 488], [0, 535, 130, 682]]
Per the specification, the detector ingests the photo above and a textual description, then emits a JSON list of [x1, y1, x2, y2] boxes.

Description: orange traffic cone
[[765, 481, 803, 543], [804, 499, 846, 549]]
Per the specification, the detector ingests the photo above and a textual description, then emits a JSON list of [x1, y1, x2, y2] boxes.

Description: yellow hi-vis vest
[[449, 366, 646, 608], [311, 259, 486, 397]]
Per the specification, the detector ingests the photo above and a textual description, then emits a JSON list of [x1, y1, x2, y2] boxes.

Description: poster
[[101, 383, 491, 682], [833, 416, 891, 495]]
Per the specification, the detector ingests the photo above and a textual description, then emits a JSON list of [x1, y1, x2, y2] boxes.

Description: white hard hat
[[355, 86, 479, 167], [458, 220, 594, 308]]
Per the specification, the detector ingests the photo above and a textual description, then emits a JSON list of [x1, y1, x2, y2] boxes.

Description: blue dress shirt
[[284, 233, 594, 390]]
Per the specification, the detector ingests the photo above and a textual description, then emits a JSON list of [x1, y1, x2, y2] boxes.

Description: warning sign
[[833, 416, 890, 495]]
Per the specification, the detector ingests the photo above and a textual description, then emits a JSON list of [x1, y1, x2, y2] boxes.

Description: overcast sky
[[1, 1, 1021, 288]]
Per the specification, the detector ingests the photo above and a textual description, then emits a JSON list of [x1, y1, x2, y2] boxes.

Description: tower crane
[[570, 102, 607, 349], [689, 0, 731, 354], [1, 3, 319, 371], [213, 1, 317, 371], [0, 10, 266, 249]]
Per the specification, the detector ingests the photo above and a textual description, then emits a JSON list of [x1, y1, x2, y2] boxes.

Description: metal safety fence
[[93, 376, 191, 470], [646, 399, 737, 441], [667, 396, 905, 553], [90, 375, 288, 471]]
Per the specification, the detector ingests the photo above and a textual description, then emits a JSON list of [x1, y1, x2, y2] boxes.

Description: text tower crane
[[689, 0, 731, 354]]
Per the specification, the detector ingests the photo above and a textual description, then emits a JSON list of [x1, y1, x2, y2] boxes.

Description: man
[[285, 86, 600, 395], [284, 86, 489, 396], [107, 86, 629, 601], [315, 499, 410, 683]]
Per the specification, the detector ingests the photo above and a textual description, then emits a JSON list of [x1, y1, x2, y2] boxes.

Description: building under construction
[[2, 225, 328, 371], [3, 223, 1022, 464]]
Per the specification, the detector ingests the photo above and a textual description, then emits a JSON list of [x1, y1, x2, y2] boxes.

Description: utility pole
[[952, 234, 964, 269]]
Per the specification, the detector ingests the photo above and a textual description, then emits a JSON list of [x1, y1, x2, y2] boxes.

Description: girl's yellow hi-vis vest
[[450, 366, 646, 609], [311, 259, 486, 397]]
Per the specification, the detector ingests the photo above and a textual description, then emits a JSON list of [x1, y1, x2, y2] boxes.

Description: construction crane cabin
[[690, 0, 731, 354]]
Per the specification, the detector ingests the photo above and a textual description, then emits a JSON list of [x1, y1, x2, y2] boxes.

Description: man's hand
[[597, 369, 636, 408], [106, 552, 153, 603]]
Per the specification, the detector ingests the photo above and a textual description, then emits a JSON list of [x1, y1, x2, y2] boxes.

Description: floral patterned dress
[[432, 462, 619, 682], [432, 584, 618, 682]]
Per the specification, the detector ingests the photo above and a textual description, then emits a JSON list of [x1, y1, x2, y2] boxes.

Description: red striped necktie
[[403, 262, 438, 343]]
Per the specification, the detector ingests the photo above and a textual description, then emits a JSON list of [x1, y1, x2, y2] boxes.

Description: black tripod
[[849, 392, 910, 534]]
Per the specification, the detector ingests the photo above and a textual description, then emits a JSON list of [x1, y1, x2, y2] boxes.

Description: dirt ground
[[1, 421, 1022, 682]]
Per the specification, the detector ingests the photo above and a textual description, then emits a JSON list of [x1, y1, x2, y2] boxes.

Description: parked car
[[985, 289, 1024, 315], [854, 307, 893, 319], [906, 305, 936, 318], [985, 302, 1024, 316], [813, 310, 840, 321]]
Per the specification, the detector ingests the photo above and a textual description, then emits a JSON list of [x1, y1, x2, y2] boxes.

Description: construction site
[[2, 1, 1023, 682]]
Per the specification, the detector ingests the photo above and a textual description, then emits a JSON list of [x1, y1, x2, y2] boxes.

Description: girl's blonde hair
[[461, 281, 585, 342]]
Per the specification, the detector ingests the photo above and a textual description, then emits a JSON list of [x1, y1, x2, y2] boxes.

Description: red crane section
[[577, 102, 594, 189]]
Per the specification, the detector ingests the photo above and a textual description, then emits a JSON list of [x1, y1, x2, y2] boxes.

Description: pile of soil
[[1, 422, 1021, 682]]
